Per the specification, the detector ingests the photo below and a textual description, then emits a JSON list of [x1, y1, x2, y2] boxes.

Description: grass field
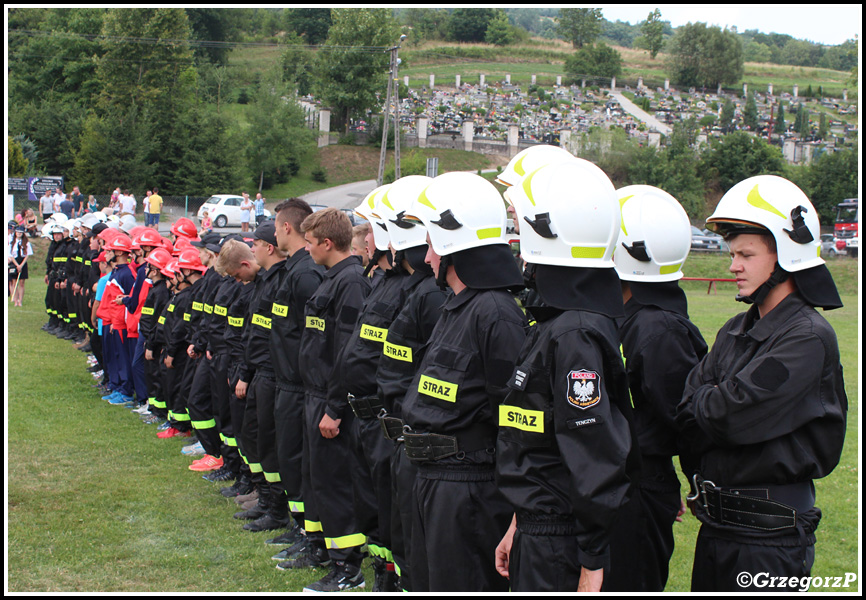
[[6, 246, 859, 592]]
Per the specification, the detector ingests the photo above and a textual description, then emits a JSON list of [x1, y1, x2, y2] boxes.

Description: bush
[[311, 167, 328, 183]]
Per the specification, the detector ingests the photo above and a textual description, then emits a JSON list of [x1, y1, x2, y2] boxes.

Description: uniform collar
[[443, 287, 480, 312], [284, 248, 310, 272], [324, 254, 362, 279], [730, 292, 808, 342], [262, 258, 286, 280]]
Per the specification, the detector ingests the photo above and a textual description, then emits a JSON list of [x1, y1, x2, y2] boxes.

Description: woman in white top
[[239, 193, 253, 232], [8, 226, 33, 306]]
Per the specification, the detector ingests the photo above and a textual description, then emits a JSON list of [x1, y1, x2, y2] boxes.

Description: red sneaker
[[189, 455, 224, 472], [157, 427, 192, 439]]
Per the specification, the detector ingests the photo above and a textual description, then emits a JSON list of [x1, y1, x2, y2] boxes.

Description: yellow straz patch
[[272, 303, 288, 317], [499, 405, 544, 433], [306, 316, 325, 331], [158, 316, 166, 324], [228, 316, 244, 327], [360, 324, 387, 342], [383, 341, 412, 362], [141, 307, 155, 315], [214, 305, 227, 316], [252, 314, 271, 329], [418, 375, 458, 403]]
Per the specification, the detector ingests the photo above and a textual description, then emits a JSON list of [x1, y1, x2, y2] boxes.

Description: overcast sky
[[597, 4, 861, 46]]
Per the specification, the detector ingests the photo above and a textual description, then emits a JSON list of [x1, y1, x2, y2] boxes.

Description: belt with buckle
[[402, 423, 496, 462], [347, 393, 384, 420], [377, 409, 404, 441], [688, 473, 813, 532]]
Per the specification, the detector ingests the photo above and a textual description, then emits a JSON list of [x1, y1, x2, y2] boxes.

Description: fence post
[[185, 196, 189, 218]]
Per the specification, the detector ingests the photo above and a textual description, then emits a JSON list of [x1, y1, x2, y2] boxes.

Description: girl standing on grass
[[240, 193, 253, 233], [8, 226, 32, 306]]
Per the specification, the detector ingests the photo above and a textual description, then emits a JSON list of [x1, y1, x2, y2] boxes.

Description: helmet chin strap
[[736, 262, 789, 305], [363, 249, 386, 277], [435, 253, 452, 291]]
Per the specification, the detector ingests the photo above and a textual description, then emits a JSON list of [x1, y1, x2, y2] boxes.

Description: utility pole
[[376, 34, 407, 186]]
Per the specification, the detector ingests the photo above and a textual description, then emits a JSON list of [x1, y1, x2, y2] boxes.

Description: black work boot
[[221, 473, 253, 498], [372, 556, 400, 592], [243, 488, 291, 532], [233, 484, 269, 520]]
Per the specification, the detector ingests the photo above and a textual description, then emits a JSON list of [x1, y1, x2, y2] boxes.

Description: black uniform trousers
[[349, 416, 391, 562], [604, 456, 681, 592], [239, 369, 265, 489], [691, 510, 818, 592], [165, 350, 190, 431], [509, 529, 583, 592], [304, 391, 365, 564], [252, 370, 284, 499], [212, 353, 240, 473], [391, 441, 419, 591], [227, 361, 252, 479], [145, 351, 167, 419], [274, 381, 305, 519], [187, 354, 221, 457], [411, 451, 512, 592]]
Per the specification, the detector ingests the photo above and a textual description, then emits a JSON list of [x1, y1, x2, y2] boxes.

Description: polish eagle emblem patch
[[567, 370, 601, 410]]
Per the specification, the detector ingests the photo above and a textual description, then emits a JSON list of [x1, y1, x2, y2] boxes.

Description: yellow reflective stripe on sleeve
[[499, 405, 545, 433], [74, 256, 83, 262], [191, 419, 216, 430], [204, 303, 213, 314], [306, 316, 325, 331], [326, 533, 367, 549], [85, 260, 91, 266], [158, 316, 166, 324], [360, 324, 388, 342], [252, 314, 271, 329], [305, 520, 323, 533], [167, 303, 175, 312], [228, 316, 244, 327], [183, 313, 191, 321], [418, 375, 458, 403], [264, 471, 282, 483], [214, 305, 227, 316], [383, 341, 413, 362], [192, 302, 203, 312], [141, 307, 155, 315], [272, 303, 288, 317]]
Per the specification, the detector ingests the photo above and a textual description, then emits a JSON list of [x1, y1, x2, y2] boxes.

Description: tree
[[313, 8, 396, 135], [449, 8, 496, 43], [565, 43, 622, 81], [700, 131, 787, 192], [803, 147, 858, 224], [185, 8, 238, 64], [246, 69, 315, 190], [403, 8, 450, 44], [557, 8, 603, 49], [96, 8, 194, 111], [818, 112, 828, 140], [284, 8, 332, 45], [641, 8, 665, 59], [665, 23, 743, 88], [774, 102, 786, 134], [485, 10, 515, 46], [720, 98, 736, 133], [743, 93, 758, 130], [9, 137, 29, 177]]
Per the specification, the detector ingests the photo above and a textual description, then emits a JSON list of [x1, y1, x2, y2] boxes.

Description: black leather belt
[[378, 411, 404, 441], [347, 393, 384, 420], [689, 473, 814, 532], [402, 423, 496, 462]]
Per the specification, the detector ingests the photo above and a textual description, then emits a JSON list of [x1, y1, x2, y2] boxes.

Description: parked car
[[690, 226, 727, 252], [197, 194, 271, 228], [821, 233, 841, 257]]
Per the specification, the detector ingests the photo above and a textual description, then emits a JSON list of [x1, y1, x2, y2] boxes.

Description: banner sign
[[7, 176, 65, 201]]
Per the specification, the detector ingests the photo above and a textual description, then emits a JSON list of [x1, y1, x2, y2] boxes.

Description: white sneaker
[[91, 370, 104, 378], [132, 404, 151, 414], [181, 441, 205, 456]]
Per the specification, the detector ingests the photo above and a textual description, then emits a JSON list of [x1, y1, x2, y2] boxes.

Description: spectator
[[239, 192, 253, 233], [71, 186, 85, 218], [118, 189, 136, 216], [109, 187, 121, 214], [144, 188, 164, 228], [8, 226, 32, 307], [39, 190, 54, 223], [254, 193, 266, 226], [199, 210, 213, 236], [87, 195, 99, 214], [53, 187, 66, 212], [60, 195, 75, 219], [23, 209, 38, 236]]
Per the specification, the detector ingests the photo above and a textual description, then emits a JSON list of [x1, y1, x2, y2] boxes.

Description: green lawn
[[6, 246, 859, 592]]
